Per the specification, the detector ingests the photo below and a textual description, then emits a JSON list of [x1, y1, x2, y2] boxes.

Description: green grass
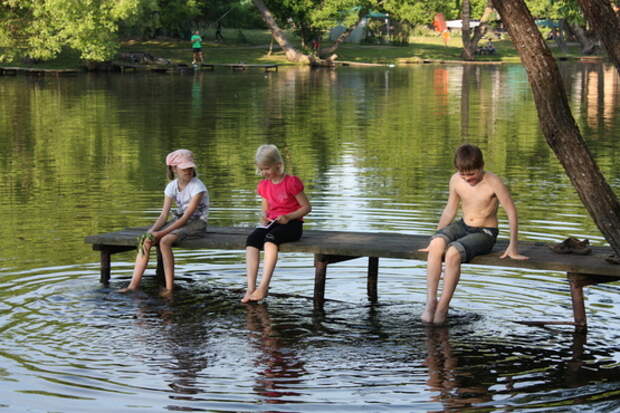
[[1, 28, 603, 70]]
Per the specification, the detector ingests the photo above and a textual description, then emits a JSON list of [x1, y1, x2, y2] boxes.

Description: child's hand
[[418, 244, 430, 253], [276, 215, 290, 224]]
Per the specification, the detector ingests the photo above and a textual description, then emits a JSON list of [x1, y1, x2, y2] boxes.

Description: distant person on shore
[[191, 30, 203, 65], [119, 149, 209, 297], [242, 144, 311, 303], [215, 22, 224, 42], [418, 144, 527, 324]]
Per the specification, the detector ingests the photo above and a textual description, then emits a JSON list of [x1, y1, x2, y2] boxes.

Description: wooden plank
[[85, 226, 620, 278]]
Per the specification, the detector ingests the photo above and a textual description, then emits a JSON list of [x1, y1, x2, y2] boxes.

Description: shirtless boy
[[419, 144, 528, 325]]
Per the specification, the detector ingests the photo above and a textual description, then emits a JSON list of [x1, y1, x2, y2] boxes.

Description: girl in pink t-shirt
[[242, 144, 312, 303]]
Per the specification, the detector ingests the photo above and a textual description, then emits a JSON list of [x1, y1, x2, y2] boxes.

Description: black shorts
[[246, 220, 303, 250], [431, 219, 498, 263], [193, 47, 202, 52]]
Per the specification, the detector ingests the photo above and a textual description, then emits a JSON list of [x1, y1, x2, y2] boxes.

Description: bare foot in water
[[118, 287, 137, 293], [241, 290, 255, 303], [432, 306, 449, 325], [159, 288, 173, 299], [248, 287, 268, 302], [421, 299, 437, 324]]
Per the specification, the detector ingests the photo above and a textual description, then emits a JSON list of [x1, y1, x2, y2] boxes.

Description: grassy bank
[[2, 27, 600, 70]]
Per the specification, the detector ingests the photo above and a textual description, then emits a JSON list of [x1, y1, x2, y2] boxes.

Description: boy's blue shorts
[[431, 219, 498, 263]]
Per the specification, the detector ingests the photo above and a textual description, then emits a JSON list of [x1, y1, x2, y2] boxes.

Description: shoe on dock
[[548, 237, 592, 255]]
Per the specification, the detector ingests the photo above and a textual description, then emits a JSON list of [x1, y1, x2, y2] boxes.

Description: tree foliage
[[0, 0, 142, 62]]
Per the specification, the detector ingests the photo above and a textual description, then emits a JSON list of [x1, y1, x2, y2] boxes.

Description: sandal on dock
[[606, 254, 620, 265], [548, 237, 592, 255]]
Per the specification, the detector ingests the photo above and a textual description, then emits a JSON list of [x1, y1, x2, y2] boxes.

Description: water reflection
[[245, 304, 306, 405], [1, 63, 620, 411]]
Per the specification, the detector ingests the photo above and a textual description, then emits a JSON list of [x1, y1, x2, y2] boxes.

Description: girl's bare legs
[[421, 237, 447, 323], [433, 246, 462, 325], [119, 239, 154, 292], [159, 233, 178, 297], [242, 246, 260, 303], [249, 242, 278, 301]]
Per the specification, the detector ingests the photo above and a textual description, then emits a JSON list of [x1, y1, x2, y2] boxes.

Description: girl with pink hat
[[119, 149, 209, 297]]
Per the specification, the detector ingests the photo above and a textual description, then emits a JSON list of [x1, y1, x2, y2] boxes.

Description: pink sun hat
[[166, 149, 196, 169]]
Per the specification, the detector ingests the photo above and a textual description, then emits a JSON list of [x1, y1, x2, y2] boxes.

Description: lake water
[[1, 63, 620, 412]]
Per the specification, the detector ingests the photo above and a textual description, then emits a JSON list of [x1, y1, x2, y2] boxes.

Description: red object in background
[[433, 13, 447, 32]]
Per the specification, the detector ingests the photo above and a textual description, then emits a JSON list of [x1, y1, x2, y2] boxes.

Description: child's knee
[[429, 237, 447, 252], [160, 234, 177, 248], [445, 246, 462, 264]]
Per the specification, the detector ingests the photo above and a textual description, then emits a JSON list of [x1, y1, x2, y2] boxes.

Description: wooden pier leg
[[155, 246, 165, 285], [567, 272, 588, 332], [100, 249, 111, 285], [314, 255, 327, 309], [367, 257, 379, 302]]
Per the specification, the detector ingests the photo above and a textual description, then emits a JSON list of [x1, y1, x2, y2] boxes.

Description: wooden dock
[[0, 66, 80, 77], [85, 226, 620, 331], [200, 63, 278, 72]]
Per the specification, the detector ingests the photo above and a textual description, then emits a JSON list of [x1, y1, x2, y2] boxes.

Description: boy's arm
[[418, 175, 459, 252], [436, 178, 459, 230], [493, 176, 528, 260]]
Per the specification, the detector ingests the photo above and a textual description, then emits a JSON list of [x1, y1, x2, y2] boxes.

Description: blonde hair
[[255, 144, 284, 175]]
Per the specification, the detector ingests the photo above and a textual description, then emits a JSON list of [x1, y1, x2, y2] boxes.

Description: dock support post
[[100, 250, 111, 285], [367, 257, 379, 302], [314, 255, 327, 309], [156, 246, 165, 285], [568, 273, 587, 332]]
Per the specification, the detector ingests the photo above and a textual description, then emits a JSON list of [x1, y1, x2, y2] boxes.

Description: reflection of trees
[[1, 64, 619, 268], [244, 303, 306, 404]]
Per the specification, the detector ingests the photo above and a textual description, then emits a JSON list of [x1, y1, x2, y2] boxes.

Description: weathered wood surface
[[0, 66, 80, 76], [85, 226, 620, 278], [201, 63, 278, 71]]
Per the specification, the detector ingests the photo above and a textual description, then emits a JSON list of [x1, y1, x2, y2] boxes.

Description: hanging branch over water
[[251, 0, 336, 66], [491, 0, 620, 255]]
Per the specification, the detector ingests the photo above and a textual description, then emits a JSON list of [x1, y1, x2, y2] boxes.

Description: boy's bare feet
[[118, 287, 137, 293], [248, 287, 268, 302], [421, 299, 437, 323], [159, 288, 173, 299], [241, 290, 255, 303]]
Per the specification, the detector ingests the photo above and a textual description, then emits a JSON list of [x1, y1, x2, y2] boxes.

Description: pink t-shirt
[[258, 175, 304, 220]]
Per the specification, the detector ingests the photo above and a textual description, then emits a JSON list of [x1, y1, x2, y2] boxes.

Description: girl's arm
[[149, 196, 174, 233], [259, 198, 270, 225], [153, 192, 205, 239], [276, 192, 311, 224]]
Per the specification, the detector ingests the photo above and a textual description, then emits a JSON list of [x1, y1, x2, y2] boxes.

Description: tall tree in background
[[461, 0, 495, 60], [491, 0, 620, 254], [576, 0, 620, 74]]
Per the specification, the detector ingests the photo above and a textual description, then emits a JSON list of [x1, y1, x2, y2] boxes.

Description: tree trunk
[[252, 0, 334, 66], [568, 22, 595, 55], [461, 0, 494, 60], [319, 7, 369, 58], [461, 0, 474, 60], [576, 0, 620, 74], [491, 0, 620, 255]]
